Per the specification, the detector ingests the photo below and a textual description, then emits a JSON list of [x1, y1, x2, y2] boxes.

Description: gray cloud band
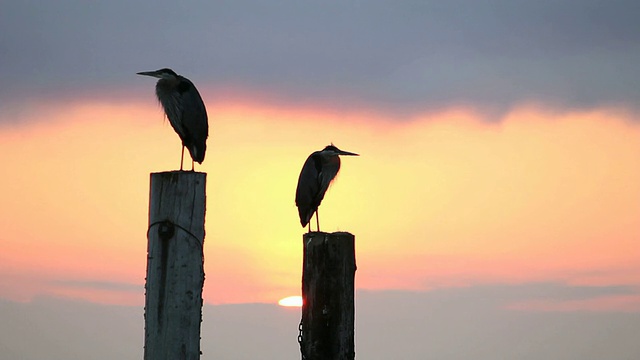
[[1, 0, 639, 117]]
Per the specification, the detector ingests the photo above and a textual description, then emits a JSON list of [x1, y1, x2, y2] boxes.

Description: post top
[[305, 231, 353, 236], [303, 231, 354, 241], [150, 170, 207, 177], [151, 170, 207, 176]]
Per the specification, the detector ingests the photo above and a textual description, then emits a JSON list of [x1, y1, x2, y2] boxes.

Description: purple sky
[[1, 0, 639, 119]]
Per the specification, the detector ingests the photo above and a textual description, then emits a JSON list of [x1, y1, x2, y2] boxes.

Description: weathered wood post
[[300, 231, 356, 360], [145, 171, 206, 360]]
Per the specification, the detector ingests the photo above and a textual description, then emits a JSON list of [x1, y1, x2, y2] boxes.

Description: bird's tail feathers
[[188, 143, 206, 164], [298, 207, 314, 228]]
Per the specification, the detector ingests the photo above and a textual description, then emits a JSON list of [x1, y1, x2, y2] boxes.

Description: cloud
[[2, 284, 640, 359], [508, 295, 640, 312], [356, 285, 640, 359], [49, 279, 142, 292], [1, 0, 639, 117], [358, 283, 640, 313]]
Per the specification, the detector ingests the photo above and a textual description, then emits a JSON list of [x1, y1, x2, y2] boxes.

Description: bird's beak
[[136, 70, 160, 78], [337, 149, 359, 156]]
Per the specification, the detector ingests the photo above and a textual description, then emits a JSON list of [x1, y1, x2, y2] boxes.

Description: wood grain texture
[[145, 171, 206, 360], [301, 231, 356, 360]]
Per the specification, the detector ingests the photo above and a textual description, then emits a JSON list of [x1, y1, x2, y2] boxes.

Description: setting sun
[[278, 296, 303, 307]]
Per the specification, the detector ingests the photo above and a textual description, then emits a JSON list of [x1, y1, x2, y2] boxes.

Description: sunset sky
[[1, 1, 639, 359]]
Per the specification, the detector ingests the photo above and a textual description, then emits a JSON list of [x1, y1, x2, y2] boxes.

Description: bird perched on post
[[295, 144, 359, 232], [137, 68, 209, 171]]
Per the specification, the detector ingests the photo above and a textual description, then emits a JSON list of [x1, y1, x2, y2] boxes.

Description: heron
[[295, 144, 359, 232], [137, 68, 209, 171]]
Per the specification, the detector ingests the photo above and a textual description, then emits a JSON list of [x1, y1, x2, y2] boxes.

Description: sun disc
[[278, 295, 303, 307]]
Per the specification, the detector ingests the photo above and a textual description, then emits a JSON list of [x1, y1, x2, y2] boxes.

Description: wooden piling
[[300, 231, 356, 360], [144, 171, 206, 360]]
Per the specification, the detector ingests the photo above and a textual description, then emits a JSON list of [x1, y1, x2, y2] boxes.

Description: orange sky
[[0, 98, 638, 307]]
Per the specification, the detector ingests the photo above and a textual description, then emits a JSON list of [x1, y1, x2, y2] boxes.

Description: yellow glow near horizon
[[0, 99, 638, 309], [278, 296, 303, 307]]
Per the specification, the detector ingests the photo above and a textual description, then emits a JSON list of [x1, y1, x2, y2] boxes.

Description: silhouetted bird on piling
[[138, 68, 209, 171], [295, 144, 359, 232]]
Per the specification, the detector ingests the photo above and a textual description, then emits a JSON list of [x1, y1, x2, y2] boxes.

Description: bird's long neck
[[155, 80, 182, 116], [155, 77, 180, 97], [324, 155, 341, 168], [322, 155, 341, 179]]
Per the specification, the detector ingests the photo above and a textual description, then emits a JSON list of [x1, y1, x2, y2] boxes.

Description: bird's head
[[322, 144, 359, 157], [136, 68, 179, 80]]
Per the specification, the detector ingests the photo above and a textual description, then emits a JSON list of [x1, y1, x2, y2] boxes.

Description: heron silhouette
[[138, 68, 209, 171], [295, 144, 359, 232]]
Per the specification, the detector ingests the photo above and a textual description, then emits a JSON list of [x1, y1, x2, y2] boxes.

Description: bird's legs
[[307, 211, 320, 233], [180, 146, 195, 171], [180, 146, 185, 171]]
